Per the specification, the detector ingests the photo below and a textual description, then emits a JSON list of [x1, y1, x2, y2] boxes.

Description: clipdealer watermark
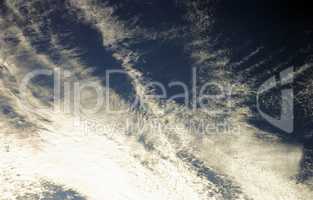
[[19, 67, 236, 113], [18, 66, 298, 134], [71, 117, 241, 137]]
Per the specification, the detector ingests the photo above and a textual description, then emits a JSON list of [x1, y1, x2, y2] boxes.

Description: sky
[[1, 1, 313, 199]]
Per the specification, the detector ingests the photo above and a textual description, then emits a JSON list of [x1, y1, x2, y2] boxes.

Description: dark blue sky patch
[[129, 38, 193, 103], [104, 0, 187, 29]]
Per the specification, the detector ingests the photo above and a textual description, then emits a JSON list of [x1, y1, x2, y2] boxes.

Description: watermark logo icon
[[257, 67, 294, 133]]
